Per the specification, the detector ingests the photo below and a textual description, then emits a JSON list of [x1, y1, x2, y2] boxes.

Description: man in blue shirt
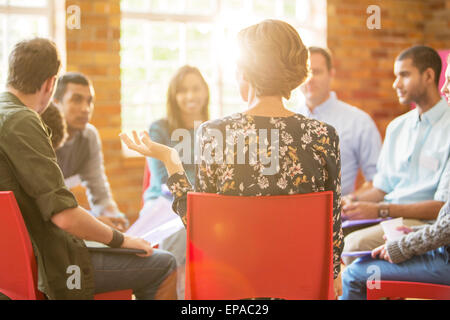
[[342, 45, 449, 264], [296, 47, 382, 196]]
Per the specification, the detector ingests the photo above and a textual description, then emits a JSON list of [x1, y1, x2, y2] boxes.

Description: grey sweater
[[55, 123, 118, 216], [387, 199, 450, 264]]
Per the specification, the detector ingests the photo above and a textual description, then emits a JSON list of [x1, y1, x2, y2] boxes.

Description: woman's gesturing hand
[[120, 130, 185, 177], [120, 130, 171, 160]]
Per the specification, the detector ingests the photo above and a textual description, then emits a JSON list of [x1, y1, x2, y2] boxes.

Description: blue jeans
[[90, 249, 177, 300], [340, 246, 450, 300]]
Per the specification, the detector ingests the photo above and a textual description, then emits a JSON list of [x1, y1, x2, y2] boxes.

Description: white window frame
[[0, 0, 66, 80]]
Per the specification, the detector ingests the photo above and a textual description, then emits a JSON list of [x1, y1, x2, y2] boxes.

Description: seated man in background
[[41, 103, 123, 231], [342, 45, 450, 264], [296, 46, 382, 197], [52, 72, 128, 231], [0, 38, 177, 299]]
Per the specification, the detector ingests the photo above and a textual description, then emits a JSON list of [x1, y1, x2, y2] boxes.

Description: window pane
[[150, 0, 185, 14], [283, 0, 296, 19], [7, 14, 48, 48], [0, 14, 49, 86], [186, 23, 212, 69], [9, 0, 47, 7], [121, 20, 182, 132], [120, 0, 150, 12], [185, 0, 213, 14], [121, 19, 150, 132], [252, 0, 276, 17], [222, 0, 244, 12]]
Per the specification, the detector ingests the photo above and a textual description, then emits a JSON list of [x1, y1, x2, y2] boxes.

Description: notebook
[[341, 251, 372, 257], [342, 218, 391, 228]]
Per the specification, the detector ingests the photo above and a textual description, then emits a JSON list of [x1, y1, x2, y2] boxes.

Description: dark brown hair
[[54, 72, 92, 102], [41, 102, 68, 149], [308, 46, 333, 71], [7, 38, 61, 94], [166, 65, 210, 132], [397, 45, 442, 87], [237, 19, 309, 100]]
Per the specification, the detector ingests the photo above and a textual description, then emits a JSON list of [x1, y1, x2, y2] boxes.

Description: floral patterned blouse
[[167, 112, 344, 278]]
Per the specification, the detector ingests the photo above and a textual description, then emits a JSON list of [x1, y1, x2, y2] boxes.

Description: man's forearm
[[388, 200, 444, 220], [353, 186, 386, 202], [51, 206, 114, 244]]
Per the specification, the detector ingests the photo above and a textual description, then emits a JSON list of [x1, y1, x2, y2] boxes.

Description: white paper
[[125, 196, 184, 245]]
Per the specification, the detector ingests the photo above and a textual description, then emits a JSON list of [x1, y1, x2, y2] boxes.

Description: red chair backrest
[[0, 191, 133, 300], [185, 191, 335, 300], [367, 280, 450, 300], [0, 191, 42, 300]]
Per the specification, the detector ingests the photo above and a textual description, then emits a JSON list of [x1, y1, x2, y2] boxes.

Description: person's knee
[[344, 231, 367, 252], [342, 233, 373, 265], [153, 251, 178, 300], [157, 250, 177, 274], [342, 260, 367, 288]]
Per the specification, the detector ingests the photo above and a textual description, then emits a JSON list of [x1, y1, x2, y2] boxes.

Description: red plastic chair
[[185, 191, 335, 300], [0, 191, 132, 300], [367, 281, 450, 300]]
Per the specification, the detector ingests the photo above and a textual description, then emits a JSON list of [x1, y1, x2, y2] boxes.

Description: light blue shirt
[[297, 92, 382, 195], [373, 98, 450, 204]]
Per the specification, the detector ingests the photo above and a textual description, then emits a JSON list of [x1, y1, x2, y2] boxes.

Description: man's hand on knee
[[342, 201, 379, 220]]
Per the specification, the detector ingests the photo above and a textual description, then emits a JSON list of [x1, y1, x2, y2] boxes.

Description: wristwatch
[[378, 202, 390, 218]]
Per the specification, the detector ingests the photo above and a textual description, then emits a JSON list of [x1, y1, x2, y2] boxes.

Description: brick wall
[[64, 0, 449, 221], [65, 0, 144, 223], [424, 0, 450, 49], [327, 0, 450, 137]]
